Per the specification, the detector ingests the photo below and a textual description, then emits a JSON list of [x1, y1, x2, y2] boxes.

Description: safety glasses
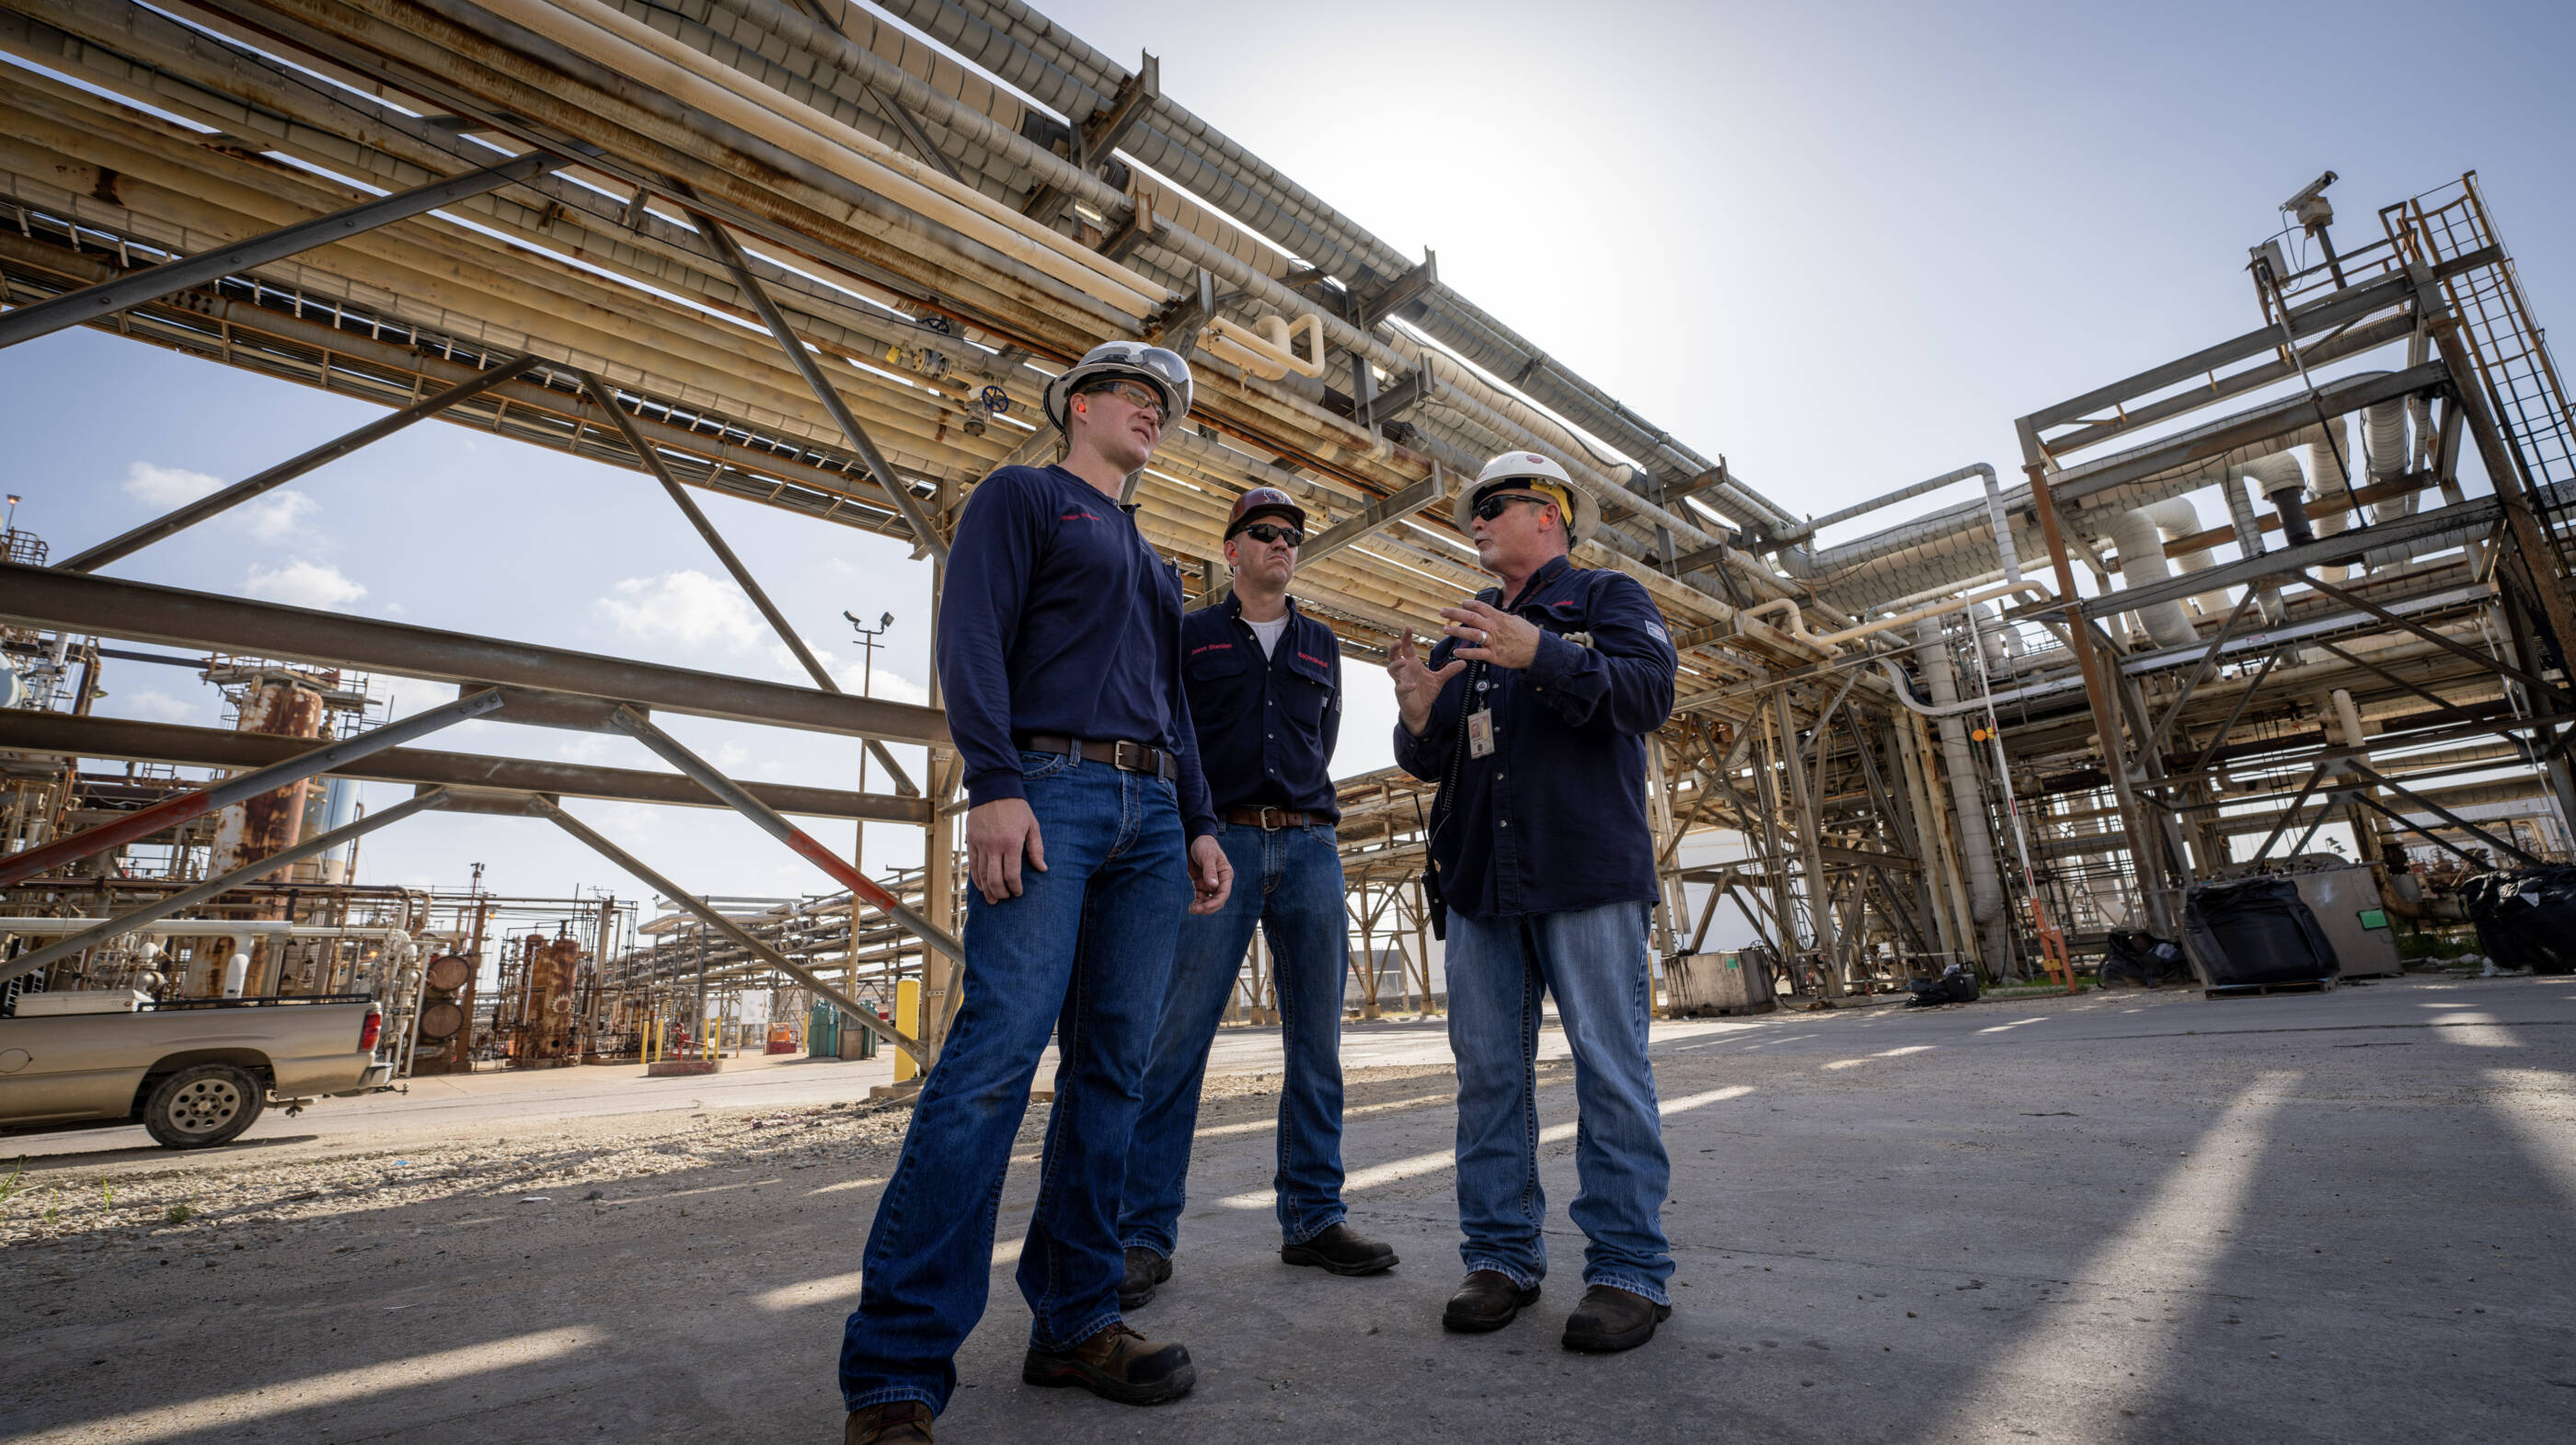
[[1238, 522, 1304, 547], [1083, 378, 1167, 424], [1471, 492, 1551, 522]]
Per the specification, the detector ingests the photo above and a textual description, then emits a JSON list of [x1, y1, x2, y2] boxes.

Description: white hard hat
[[1042, 341, 1194, 431], [1455, 451, 1598, 545]]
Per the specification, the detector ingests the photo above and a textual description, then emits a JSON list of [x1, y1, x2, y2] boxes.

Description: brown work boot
[[845, 1399, 933, 1444], [1021, 1321, 1196, 1405], [1441, 1269, 1540, 1333], [1560, 1284, 1673, 1353]]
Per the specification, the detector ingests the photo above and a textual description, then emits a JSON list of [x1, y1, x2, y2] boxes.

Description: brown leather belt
[[1225, 806, 1322, 830], [1015, 733, 1179, 782]]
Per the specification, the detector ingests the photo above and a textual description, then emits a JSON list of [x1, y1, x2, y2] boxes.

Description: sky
[[4, 0, 2572, 912]]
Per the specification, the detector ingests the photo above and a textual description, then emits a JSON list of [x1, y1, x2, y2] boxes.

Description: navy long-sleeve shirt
[[1394, 554, 1677, 919], [1182, 592, 1342, 820], [936, 464, 1215, 839]]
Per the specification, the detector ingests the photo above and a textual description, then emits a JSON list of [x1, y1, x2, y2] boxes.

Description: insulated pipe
[[883, 0, 1773, 520], [1778, 464, 2020, 586], [2110, 503, 2200, 648], [1400, 348, 1723, 551], [695, 0, 1425, 380], [489, 0, 1164, 318], [2247, 451, 2314, 547], [1914, 616, 2008, 964]]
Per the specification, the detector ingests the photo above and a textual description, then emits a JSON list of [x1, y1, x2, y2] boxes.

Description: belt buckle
[[1259, 807, 1287, 830], [1113, 740, 1148, 773]]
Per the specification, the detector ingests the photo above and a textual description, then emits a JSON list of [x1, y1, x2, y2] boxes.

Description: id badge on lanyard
[[1466, 659, 1495, 758]]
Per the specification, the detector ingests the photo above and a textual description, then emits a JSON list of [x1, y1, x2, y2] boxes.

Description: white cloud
[[122, 463, 320, 544], [122, 689, 200, 723], [597, 570, 765, 651], [242, 559, 367, 611], [236, 488, 320, 542], [123, 462, 223, 509], [840, 666, 930, 705]]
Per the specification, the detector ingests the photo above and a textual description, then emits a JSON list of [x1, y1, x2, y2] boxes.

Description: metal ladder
[[2382, 174, 2576, 586]]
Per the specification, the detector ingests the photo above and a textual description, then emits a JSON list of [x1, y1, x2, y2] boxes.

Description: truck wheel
[[142, 1064, 265, 1148]]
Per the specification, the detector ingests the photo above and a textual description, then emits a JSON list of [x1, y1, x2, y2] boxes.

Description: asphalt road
[[5, 972, 2570, 1444]]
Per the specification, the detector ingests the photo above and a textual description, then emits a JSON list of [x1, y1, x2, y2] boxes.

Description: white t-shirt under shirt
[[1246, 614, 1290, 659]]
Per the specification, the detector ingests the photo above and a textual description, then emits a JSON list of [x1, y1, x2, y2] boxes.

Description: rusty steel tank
[[511, 932, 583, 1066], [207, 675, 328, 878], [206, 673, 328, 995]]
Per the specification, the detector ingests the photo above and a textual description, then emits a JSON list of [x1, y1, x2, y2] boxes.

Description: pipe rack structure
[[4, 0, 2574, 1032]]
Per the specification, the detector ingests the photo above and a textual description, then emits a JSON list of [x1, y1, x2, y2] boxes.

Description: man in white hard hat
[[840, 342, 1233, 1444], [1386, 451, 1682, 1353], [1116, 486, 1397, 1313]]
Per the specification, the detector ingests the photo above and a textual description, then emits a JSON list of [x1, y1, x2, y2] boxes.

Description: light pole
[[842, 610, 894, 869]]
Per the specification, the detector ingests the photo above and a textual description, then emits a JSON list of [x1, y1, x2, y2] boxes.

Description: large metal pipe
[[0, 690, 503, 889], [1914, 615, 2007, 968], [0, 791, 443, 990]]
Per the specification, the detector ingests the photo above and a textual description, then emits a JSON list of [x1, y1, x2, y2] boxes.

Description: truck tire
[[142, 1063, 265, 1149]]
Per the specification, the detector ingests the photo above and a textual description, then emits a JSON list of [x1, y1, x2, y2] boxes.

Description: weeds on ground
[[164, 1202, 193, 1225]]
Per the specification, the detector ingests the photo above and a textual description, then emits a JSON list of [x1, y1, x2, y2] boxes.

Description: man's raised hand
[[1388, 631, 1466, 738]]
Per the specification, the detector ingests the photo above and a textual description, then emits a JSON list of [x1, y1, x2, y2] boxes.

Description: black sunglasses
[[1238, 522, 1304, 547], [1471, 493, 1552, 522]]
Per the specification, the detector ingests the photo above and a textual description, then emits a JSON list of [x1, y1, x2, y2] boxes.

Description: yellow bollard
[[892, 978, 922, 1084]]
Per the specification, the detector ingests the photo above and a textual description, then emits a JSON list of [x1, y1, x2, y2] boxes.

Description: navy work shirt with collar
[[936, 464, 1217, 840], [1181, 592, 1342, 820], [1394, 553, 1677, 919]]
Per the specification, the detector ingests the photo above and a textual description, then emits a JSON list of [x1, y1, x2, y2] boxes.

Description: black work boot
[[1441, 1269, 1540, 1333], [1022, 1321, 1196, 1405], [1561, 1284, 1673, 1352], [845, 1399, 933, 1444], [1280, 1221, 1398, 1276], [1119, 1245, 1172, 1309]]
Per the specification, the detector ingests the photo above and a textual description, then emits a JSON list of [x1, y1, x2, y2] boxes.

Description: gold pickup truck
[[0, 993, 393, 1148]]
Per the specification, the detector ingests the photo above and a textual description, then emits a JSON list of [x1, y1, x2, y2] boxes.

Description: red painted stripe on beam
[[784, 828, 908, 914], [0, 787, 220, 888]]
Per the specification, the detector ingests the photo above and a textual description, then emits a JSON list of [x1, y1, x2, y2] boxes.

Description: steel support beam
[[691, 212, 950, 563], [0, 711, 927, 824], [575, 368, 916, 797], [57, 356, 544, 575], [2079, 496, 2500, 616], [529, 796, 926, 1066], [2048, 362, 2448, 503], [0, 564, 947, 746], [864, 85, 963, 182], [1353, 251, 1438, 331], [0, 788, 450, 990], [0, 690, 501, 888], [1296, 466, 1449, 567], [0, 151, 558, 350], [2297, 571, 2561, 700], [606, 706, 963, 964], [2350, 763, 2543, 866]]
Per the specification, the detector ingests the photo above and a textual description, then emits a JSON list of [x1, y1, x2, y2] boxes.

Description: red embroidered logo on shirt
[[1060, 509, 1102, 522], [1296, 652, 1330, 669], [1190, 642, 1234, 656]]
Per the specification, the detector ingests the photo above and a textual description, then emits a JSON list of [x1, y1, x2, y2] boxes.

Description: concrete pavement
[[4, 972, 2572, 1442]]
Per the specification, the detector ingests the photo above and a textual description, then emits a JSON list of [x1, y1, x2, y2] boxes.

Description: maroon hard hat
[[1225, 486, 1306, 539]]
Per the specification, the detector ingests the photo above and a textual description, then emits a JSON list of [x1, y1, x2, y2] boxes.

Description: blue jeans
[[1444, 900, 1672, 1304], [839, 751, 1190, 1416], [1121, 821, 1349, 1254]]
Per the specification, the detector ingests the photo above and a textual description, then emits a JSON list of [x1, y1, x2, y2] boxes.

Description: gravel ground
[[0, 1062, 1471, 1264]]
